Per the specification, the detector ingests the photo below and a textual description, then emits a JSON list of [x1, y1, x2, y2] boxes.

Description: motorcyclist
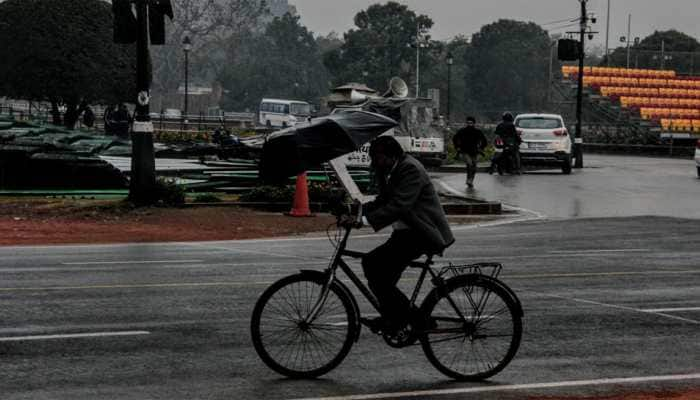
[[493, 112, 521, 174]]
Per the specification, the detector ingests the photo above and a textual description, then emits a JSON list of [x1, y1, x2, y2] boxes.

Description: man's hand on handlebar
[[337, 213, 363, 229]]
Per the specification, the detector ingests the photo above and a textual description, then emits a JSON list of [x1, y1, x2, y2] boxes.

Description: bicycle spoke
[[252, 276, 356, 377], [422, 278, 521, 380]]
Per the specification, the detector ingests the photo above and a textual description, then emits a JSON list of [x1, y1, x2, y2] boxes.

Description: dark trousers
[[463, 153, 478, 185], [361, 230, 429, 327]]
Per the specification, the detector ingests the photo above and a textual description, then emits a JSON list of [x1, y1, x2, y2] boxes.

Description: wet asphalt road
[[442, 154, 700, 219], [0, 154, 699, 399]]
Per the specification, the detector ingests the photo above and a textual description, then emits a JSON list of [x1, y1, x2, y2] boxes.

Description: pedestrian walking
[[452, 116, 487, 188]]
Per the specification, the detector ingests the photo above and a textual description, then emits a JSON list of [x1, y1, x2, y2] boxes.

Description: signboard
[[343, 143, 371, 167]]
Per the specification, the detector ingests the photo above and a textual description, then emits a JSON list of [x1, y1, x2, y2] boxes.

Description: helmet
[[502, 112, 514, 122]]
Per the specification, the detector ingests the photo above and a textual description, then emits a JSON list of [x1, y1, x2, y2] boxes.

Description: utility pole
[[114, 0, 173, 204], [129, 0, 156, 204], [605, 0, 611, 66], [660, 39, 666, 70], [548, 40, 557, 105], [415, 23, 421, 98], [446, 52, 453, 123], [573, 0, 589, 169], [626, 14, 632, 68]]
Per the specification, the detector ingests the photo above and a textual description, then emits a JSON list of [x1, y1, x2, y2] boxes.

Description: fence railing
[[0, 101, 256, 132]]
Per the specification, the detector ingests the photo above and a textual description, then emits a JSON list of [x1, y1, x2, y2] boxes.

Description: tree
[[150, 0, 268, 104], [418, 36, 470, 122], [316, 31, 343, 54], [607, 30, 700, 73], [219, 14, 330, 111], [464, 19, 550, 119], [0, 0, 137, 128], [323, 2, 433, 94]]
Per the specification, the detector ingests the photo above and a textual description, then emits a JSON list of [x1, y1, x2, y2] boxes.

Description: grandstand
[[562, 65, 700, 136]]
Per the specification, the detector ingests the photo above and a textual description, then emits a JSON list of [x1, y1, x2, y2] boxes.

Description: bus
[[258, 98, 312, 128]]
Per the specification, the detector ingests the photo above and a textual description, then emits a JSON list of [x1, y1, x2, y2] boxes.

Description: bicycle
[[250, 209, 523, 381]]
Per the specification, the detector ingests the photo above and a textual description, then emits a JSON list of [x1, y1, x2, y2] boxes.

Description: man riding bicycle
[[348, 136, 454, 334]]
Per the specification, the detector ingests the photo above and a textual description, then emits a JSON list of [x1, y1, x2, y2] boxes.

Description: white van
[[258, 99, 311, 128]]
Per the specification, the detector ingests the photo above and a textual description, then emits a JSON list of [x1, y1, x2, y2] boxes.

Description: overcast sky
[[292, 0, 699, 51]]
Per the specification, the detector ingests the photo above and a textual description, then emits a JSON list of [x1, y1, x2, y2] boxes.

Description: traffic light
[[113, 0, 137, 44], [149, 0, 174, 45], [558, 39, 581, 61]]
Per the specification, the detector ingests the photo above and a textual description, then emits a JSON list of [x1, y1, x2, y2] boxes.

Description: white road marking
[[291, 373, 700, 400], [548, 249, 650, 254], [61, 259, 203, 265], [0, 281, 273, 292], [2, 269, 697, 293], [0, 331, 150, 342], [536, 292, 700, 324], [186, 242, 328, 261], [436, 179, 548, 227], [641, 307, 700, 313]]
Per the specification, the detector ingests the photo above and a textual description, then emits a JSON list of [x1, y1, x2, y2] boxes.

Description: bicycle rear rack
[[438, 262, 502, 279]]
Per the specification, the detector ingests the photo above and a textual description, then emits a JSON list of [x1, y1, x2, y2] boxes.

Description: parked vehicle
[[258, 99, 311, 128], [512, 113, 573, 174], [695, 139, 700, 178]]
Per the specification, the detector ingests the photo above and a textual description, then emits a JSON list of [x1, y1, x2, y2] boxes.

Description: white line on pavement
[[290, 373, 700, 400], [185, 242, 328, 261], [641, 307, 700, 313], [535, 292, 700, 324], [548, 249, 650, 254], [0, 331, 150, 342], [0, 281, 273, 292], [61, 259, 203, 265], [2, 269, 697, 293]]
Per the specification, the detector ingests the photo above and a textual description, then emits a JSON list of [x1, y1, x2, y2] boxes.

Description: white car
[[695, 138, 700, 178], [514, 113, 573, 174]]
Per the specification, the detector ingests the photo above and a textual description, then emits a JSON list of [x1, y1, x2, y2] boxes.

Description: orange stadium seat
[[692, 120, 700, 132]]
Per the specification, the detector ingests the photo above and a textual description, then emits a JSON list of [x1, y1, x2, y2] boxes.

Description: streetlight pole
[[129, 0, 156, 204], [446, 52, 453, 124], [573, 0, 588, 169], [182, 36, 192, 123]]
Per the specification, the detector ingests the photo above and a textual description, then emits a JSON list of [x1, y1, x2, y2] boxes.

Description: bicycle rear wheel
[[250, 273, 357, 378], [420, 275, 522, 381]]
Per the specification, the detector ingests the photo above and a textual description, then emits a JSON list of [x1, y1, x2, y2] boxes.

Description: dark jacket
[[453, 126, 487, 156], [494, 121, 521, 147], [365, 154, 455, 253]]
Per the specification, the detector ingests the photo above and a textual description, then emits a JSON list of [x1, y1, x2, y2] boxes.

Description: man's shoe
[[467, 182, 474, 188], [360, 316, 387, 334]]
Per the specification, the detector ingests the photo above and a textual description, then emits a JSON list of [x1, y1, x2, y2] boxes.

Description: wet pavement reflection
[[447, 154, 700, 219]]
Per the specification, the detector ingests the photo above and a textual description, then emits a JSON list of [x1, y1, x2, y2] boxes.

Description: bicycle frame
[[304, 225, 470, 327]]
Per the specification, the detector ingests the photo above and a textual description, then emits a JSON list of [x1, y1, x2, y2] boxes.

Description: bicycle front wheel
[[250, 273, 357, 378], [420, 275, 522, 381]]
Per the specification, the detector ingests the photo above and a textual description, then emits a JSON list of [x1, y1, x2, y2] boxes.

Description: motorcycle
[[490, 136, 520, 175]]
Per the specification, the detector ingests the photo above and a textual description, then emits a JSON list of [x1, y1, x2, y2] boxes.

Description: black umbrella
[[259, 110, 397, 183]]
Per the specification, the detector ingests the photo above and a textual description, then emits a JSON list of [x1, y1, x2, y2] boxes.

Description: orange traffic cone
[[287, 172, 313, 217]]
